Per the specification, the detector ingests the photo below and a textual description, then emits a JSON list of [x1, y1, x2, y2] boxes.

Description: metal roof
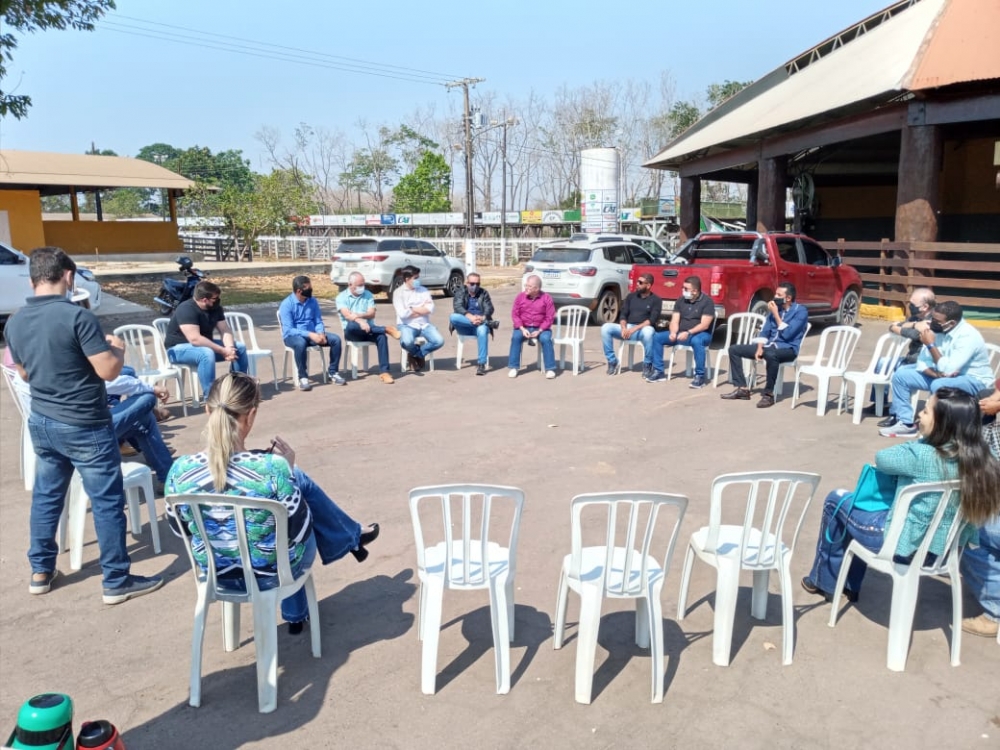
[[0, 149, 195, 192], [645, 0, 998, 170]]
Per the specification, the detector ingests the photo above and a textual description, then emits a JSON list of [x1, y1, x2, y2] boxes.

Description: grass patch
[[102, 274, 345, 308]]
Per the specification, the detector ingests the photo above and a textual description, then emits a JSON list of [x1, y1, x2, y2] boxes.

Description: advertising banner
[[521, 210, 543, 224]]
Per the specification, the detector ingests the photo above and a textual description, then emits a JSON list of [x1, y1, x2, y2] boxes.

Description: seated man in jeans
[[449, 272, 496, 376], [335, 271, 400, 384], [278, 275, 346, 390], [508, 274, 557, 379], [645, 275, 714, 387], [108, 367, 175, 489], [601, 272, 661, 378], [393, 265, 445, 373], [164, 280, 248, 397]]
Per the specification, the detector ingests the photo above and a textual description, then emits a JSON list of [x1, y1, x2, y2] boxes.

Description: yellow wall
[[42, 220, 183, 256], [0, 190, 46, 250]]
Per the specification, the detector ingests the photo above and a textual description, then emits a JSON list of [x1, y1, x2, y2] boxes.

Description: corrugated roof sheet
[[646, 0, 996, 170], [0, 150, 195, 190]]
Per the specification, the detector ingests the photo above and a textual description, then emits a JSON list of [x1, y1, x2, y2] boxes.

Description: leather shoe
[[757, 392, 775, 408], [877, 415, 897, 428], [721, 388, 750, 401]]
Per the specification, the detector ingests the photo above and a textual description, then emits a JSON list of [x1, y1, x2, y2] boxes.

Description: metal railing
[[255, 236, 545, 266]]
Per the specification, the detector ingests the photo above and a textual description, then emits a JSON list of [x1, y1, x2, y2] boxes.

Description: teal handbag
[[824, 464, 898, 544]]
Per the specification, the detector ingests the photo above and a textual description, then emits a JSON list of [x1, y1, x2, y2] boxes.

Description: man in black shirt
[[165, 280, 248, 397], [601, 273, 663, 377], [645, 276, 716, 387]]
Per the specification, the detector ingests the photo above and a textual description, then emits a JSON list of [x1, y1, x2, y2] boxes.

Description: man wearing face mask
[[645, 276, 714, 386], [449, 272, 496, 376], [393, 265, 444, 372], [335, 271, 400, 384], [166, 280, 249, 398], [277, 275, 346, 391], [720, 282, 808, 408], [879, 300, 993, 438]]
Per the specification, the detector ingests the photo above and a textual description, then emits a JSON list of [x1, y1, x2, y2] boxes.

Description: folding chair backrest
[[568, 492, 688, 597], [114, 324, 168, 374], [275, 310, 286, 338], [704, 471, 822, 568], [225, 311, 261, 350], [875, 480, 964, 573], [409, 484, 524, 589], [553, 306, 590, 342], [813, 325, 861, 370], [168, 492, 296, 601], [723, 312, 765, 349]]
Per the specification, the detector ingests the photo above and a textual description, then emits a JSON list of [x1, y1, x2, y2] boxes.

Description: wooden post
[[168, 190, 178, 222], [895, 122, 941, 243], [679, 176, 700, 242], [745, 176, 758, 230], [70, 189, 80, 221], [756, 156, 787, 232]]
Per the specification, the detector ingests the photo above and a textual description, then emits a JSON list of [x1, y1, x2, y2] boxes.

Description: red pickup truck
[[628, 232, 863, 326]]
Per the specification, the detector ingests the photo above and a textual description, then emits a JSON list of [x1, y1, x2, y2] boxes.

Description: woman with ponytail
[[166, 372, 378, 633], [803, 387, 1000, 602]]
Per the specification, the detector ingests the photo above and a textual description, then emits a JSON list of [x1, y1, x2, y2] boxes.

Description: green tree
[[391, 151, 451, 213], [558, 190, 581, 210], [101, 188, 147, 218], [666, 101, 701, 139], [1, 0, 115, 119], [217, 169, 316, 258], [706, 79, 752, 109]]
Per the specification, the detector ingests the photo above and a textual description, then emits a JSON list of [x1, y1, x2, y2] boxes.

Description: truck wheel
[[837, 289, 860, 326], [444, 271, 464, 297], [749, 297, 770, 318], [592, 288, 620, 325]]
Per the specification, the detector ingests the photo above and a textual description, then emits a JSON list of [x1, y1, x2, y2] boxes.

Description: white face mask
[[350, 285, 363, 297], [682, 290, 693, 300], [408, 278, 420, 288]]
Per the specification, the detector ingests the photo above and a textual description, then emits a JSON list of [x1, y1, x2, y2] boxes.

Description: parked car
[[1, 241, 102, 330], [628, 231, 862, 326], [555, 233, 676, 263], [329, 236, 465, 297], [522, 240, 654, 324]]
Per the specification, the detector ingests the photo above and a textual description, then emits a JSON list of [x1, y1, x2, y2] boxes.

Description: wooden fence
[[831, 239, 1000, 314]]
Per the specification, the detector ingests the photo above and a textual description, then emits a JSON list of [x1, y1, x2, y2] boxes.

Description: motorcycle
[[154, 256, 208, 315]]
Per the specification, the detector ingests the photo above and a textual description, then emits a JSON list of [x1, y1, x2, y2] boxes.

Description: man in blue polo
[[5, 246, 163, 604], [720, 282, 808, 409], [278, 275, 345, 391], [335, 271, 400, 384]]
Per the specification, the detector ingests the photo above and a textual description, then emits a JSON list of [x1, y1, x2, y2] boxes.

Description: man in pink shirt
[[508, 274, 557, 379]]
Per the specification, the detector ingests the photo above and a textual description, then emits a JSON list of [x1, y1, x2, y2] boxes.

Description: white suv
[[523, 241, 650, 324], [566, 233, 676, 263], [1, 241, 102, 330], [329, 236, 465, 297]]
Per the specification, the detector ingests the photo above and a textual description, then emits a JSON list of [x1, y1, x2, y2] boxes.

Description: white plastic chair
[[614, 337, 646, 375], [67, 461, 160, 570], [409, 483, 524, 695], [827, 480, 966, 672], [677, 470, 821, 667], [712, 313, 765, 388], [276, 310, 329, 385], [400, 336, 436, 372], [153, 318, 201, 408], [2, 364, 35, 491], [548, 305, 590, 375], [338, 318, 373, 379], [791, 325, 862, 415], [838, 333, 910, 424], [225, 312, 278, 392], [553, 491, 688, 704], [453, 333, 479, 370], [169, 492, 321, 713], [114, 324, 189, 417], [666, 319, 717, 381]]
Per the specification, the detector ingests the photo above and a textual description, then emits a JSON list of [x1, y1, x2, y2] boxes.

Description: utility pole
[[446, 77, 484, 271]]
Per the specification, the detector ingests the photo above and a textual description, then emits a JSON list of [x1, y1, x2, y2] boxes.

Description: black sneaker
[[645, 371, 666, 383], [606, 362, 617, 375], [103, 574, 164, 605], [877, 415, 897, 429], [689, 376, 709, 389], [29, 569, 59, 595], [476, 364, 486, 376], [642, 364, 653, 379]]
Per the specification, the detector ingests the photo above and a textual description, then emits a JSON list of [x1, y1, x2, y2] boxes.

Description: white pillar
[[465, 237, 477, 273]]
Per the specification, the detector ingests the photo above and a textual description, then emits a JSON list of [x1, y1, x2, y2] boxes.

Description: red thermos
[[75, 721, 124, 750]]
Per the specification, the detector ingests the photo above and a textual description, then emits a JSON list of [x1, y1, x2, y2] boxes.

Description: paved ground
[[2, 286, 998, 750]]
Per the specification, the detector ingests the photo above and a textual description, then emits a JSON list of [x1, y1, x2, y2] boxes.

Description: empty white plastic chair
[[828, 480, 967, 672], [153, 317, 201, 407], [614, 337, 646, 375], [276, 310, 328, 385], [114, 324, 189, 417], [554, 491, 688, 704], [409, 484, 524, 695], [549, 305, 590, 375], [838, 333, 910, 424], [677, 470, 821, 666], [67, 461, 160, 570], [2, 364, 35, 491], [791, 325, 862, 415], [169, 493, 321, 713], [712, 313, 765, 388], [225, 312, 278, 392]]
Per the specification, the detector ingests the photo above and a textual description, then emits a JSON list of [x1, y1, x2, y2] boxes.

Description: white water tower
[[580, 148, 619, 233]]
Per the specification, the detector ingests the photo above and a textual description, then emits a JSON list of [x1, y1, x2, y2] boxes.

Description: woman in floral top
[[803, 387, 1000, 602], [167, 372, 379, 632]]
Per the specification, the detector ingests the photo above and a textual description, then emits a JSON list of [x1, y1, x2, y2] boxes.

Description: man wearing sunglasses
[[165, 280, 249, 397], [601, 272, 662, 378], [449, 272, 496, 376]]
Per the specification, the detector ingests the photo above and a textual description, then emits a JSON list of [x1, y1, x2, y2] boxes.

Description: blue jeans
[[343, 321, 391, 373], [399, 324, 444, 358], [168, 341, 249, 397], [650, 329, 713, 377], [449, 314, 490, 365], [27, 414, 130, 588], [509, 327, 555, 371], [960, 519, 1000, 621], [111, 392, 174, 482], [889, 364, 987, 425], [600, 323, 655, 365], [806, 489, 888, 597], [282, 334, 342, 380]]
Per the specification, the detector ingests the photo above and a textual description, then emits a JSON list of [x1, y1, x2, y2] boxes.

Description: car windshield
[[336, 240, 379, 254], [531, 247, 592, 263]]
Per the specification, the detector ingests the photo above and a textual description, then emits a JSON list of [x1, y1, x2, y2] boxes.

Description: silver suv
[[330, 237, 466, 297], [523, 240, 650, 324]]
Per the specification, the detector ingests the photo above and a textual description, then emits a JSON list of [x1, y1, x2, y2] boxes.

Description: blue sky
[[1, 0, 891, 167]]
